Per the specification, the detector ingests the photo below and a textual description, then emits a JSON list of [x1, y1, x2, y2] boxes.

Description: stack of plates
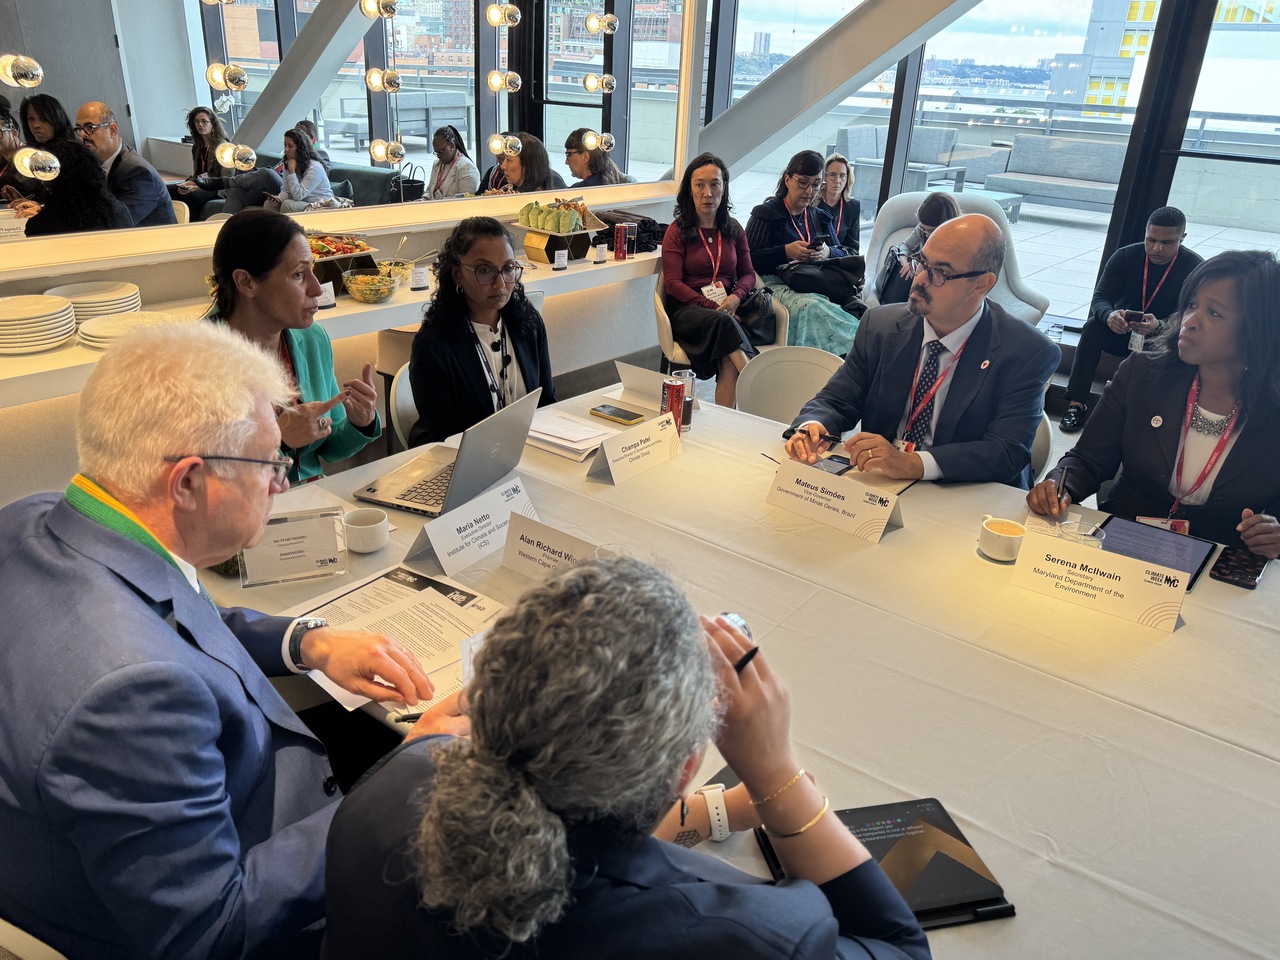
[[0, 295, 76, 355], [43, 281, 142, 325], [78, 311, 179, 350]]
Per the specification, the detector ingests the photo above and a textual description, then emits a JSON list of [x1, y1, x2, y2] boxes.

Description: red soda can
[[660, 377, 685, 433], [614, 222, 628, 260]]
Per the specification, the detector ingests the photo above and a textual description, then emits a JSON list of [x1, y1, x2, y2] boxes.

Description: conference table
[[204, 390, 1280, 960]]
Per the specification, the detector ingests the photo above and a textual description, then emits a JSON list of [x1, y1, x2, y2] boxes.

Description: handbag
[[735, 285, 776, 347], [876, 242, 915, 303], [776, 255, 866, 307], [390, 163, 425, 203]]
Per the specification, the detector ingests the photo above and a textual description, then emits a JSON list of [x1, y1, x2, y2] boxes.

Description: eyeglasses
[[460, 261, 524, 286], [565, 149, 586, 157], [789, 175, 823, 191], [908, 257, 990, 288], [165, 453, 294, 484], [193, 117, 213, 126], [72, 121, 112, 137]]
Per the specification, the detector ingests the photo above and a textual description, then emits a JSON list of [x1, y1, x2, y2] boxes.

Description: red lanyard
[[790, 209, 811, 244], [434, 156, 455, 196], [830, 198, 844, 240], [1170, 374, 1239, 516], [1142, 250, 1179, 314], [698, 229, 723, 283], [903, 340, 967, 439]]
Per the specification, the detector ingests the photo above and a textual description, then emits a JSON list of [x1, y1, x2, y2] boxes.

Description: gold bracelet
[[749, 767, 806, 807], [769, 795, 830, 838]]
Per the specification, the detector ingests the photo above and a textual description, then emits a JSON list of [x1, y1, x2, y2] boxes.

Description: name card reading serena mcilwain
[[586, 411, 683, 484], [1010, 530, 1189, 632], [765, 459, 903, 543]]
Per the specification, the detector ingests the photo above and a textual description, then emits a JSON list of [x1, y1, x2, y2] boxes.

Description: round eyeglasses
[[908, 257, 990, 288], [460, 262, 524, 286]]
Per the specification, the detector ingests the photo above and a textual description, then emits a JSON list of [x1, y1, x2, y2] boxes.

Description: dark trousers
[[166, 184, 220, 220], [1065, 315, 1132, 404]]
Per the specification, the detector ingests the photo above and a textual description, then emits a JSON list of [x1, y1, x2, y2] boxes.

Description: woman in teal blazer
[[208, 208, 381, 481]]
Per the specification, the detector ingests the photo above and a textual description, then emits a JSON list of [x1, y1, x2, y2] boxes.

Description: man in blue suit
[[0, 323, 448, 959], [75, 100, 176, 226], [786, 214, 1059, 489]]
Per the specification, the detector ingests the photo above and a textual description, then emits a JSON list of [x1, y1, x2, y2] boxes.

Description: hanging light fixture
[[485, 3, 521, 27], [359, 0, 397, 19], [486, 69, 521, 93], [585, 12, 618, 34], [205, 62, 247, 92], [369, 139, 390, 162], [201, 0, 239, 5], [580, 129, 601, 151], [0, 54, 43, 88], [215, 141, 237, 168], [13, 147, 59, 181], [582, 72, 615, 95], [232, 145, 256, 171], [385, 141, 406, 164], [487, 134, 522, 157], [365, 67, 401, 93], [599, 132, 615, 152]]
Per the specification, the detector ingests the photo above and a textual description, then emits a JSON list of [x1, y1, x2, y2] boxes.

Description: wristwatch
[[288, 617, 328, 671], [697, 783, 731, 842]]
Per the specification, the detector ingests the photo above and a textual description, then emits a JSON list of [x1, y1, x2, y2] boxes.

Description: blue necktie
[[905, 340, 948, 447]]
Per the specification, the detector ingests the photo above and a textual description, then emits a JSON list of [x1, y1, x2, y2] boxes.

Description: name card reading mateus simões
[[765, 459, 904, 543], [586, 412, 683, 484]]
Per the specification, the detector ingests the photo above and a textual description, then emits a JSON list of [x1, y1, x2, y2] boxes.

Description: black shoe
[[196, 176, 228, 191], [1059, 405, 1088, 433]]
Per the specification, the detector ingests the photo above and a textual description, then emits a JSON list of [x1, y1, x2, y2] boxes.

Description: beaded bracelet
[[769, 795, 830, 838], [749, 767, 806, 807]]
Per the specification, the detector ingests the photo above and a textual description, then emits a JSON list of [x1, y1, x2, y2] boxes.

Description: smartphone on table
[[1209, 547, 1269, 589], [590, 404, 645, 426]]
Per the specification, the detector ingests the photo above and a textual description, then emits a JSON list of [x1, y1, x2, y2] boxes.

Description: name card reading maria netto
[[765, 459, 904, 543], [586, 412, 683, 484], [408, 476, 537, 577], [1010, 530, 1189, 632]]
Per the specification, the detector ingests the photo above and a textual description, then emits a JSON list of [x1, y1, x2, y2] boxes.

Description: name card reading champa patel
[[765, 460, 903, 543], [408, 476, 537, 577], [1010, 530, 1189, 632], [586, 412, 683, 484]]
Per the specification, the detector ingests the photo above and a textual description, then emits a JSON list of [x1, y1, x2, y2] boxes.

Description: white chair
[[389, 362, 418, 449], [170, 199, 190, 224], [734, 346, 845, 423], [204, 211, 233, 222], [654, 268, 790, 375], [0, 917, 67, 960], [862, 191, 1050, 325], [1030, 411, 1052, 482]]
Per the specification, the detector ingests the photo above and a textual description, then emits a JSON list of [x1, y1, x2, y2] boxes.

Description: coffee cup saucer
[[976, 546, 1017, 565]]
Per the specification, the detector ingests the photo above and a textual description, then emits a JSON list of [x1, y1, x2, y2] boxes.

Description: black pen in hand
[[733, 647, 759, 673]]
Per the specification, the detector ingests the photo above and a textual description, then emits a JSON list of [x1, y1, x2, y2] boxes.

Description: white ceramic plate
[[77, 311, 178, 340], [44, 281, 141, 302], [0, 332, 75, 355], [0, 295, 75, 322]]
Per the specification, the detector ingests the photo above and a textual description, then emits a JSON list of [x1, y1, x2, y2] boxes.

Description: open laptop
[[354, 388, 541, 516]]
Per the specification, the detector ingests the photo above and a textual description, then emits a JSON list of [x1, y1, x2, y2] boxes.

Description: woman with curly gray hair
[[321, 558, 930, 960]]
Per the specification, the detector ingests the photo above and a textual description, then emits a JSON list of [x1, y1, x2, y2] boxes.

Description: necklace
[[1190, 403, 1234, 436]]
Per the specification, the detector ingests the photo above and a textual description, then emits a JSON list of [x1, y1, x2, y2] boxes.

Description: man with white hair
[[0, 323, 444, 959]]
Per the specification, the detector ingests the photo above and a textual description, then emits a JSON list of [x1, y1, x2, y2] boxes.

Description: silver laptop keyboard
[[399, 462, 455, 509]]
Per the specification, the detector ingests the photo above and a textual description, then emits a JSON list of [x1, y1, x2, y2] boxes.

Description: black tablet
[[1098, 515, 1217, 591]]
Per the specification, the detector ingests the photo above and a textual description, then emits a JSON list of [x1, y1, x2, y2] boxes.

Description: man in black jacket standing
[[1059, 206, 1202, 432]]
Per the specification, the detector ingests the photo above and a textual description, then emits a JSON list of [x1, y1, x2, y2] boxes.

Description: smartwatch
[[288, 617, 328, 671], [697, 783, 731, 842]]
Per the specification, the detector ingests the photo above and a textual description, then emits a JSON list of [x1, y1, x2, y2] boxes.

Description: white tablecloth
[[203, 391, 1280, 959]]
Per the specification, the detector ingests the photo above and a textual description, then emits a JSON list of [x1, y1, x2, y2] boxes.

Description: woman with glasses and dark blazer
[[408, 217, 556, 446]]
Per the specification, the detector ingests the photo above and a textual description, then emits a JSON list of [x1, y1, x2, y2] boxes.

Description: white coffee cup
[[978, 514, 1025, 562], [344, 508, 389, 554]]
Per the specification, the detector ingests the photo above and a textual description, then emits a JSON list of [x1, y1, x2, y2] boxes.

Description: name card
[[407, 476, 536, 576], [765, 459, 903, 543], [316, 281, 337, 309], [501, 512, 596, 580], [240, 507, 345, 586], [1010, 530, 1189, 632], [586, 412, 683, 484]]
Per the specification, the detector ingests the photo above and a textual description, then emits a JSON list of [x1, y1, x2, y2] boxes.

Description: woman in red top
[[661, 153, 758, 406]]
